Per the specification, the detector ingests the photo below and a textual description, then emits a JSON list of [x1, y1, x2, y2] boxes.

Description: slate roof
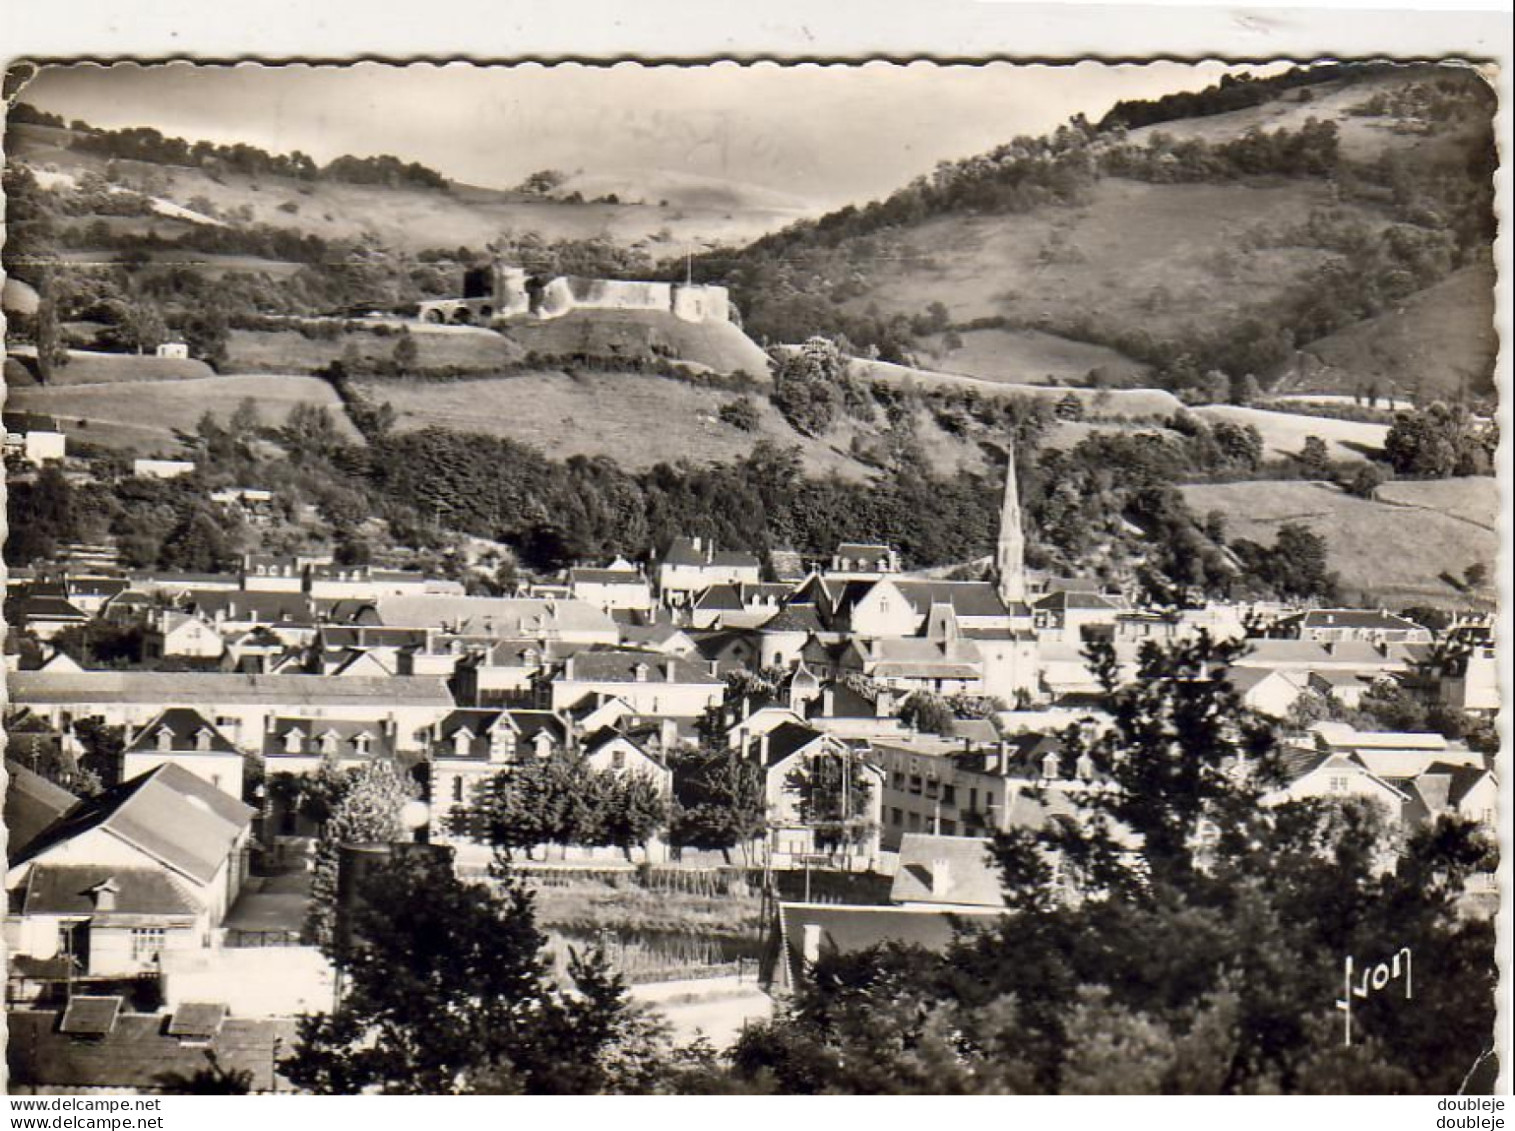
[[893, 580, 1010, 619], [319, 625, 430, 650], [661, 538, 760, 569], [693, 583, 745, 612], [263, 718, 397, 762], [4, 411, 61, 433], [761, 604, 825, 634], [1287, 609, 1428, 632], [559, 649, 723, 685], [569, 567, 647, 585], [124, 708, 240, 756], [6, 1009, 297, 1093], [8, 671, 454, 708], [1034, 589, 1121, 612], [890, 835, 1004, 908], [761, 721, 830, 767], [13, 763, 253, 887], [21, 863, 199, 918], [188, 591, 315, 624], [373, 595, 617, 637], [4, 759, 80, 858], [16, 596, 89, 622]]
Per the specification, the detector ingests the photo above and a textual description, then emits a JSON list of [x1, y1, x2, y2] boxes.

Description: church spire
[[996, 452, 1026, 606]]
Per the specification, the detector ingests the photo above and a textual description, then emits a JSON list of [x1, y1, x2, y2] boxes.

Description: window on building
[[942, 784, 956, 805], [1329, 776, 1349, 793], [907, 811, 921, 830], [891, 808, 903, 826], [131, 927, 166, 962], [452, 776, 464, 803], [969, 787, 978, 813], [941, 819, 957, 836], [612, 749, 626, 770], [908, 775, 923, 795]]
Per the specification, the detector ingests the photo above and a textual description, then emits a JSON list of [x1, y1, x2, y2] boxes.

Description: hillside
[[355, 369, 993, 482], [710, 63, 1495, 407], [498, 309, 773, 377], [1179, 478, 1496, 608], [6, 373, 362, 452], [7, 121, 813, 255], [1269, 265, 1499, 400]]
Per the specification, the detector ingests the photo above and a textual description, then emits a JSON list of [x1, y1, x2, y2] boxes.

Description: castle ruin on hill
[[415, 262, 731, 327]]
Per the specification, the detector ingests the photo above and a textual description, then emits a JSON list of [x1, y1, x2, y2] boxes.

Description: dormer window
[[453, 729, 472, 757], [634, 663, 649, 683], [319, 732, 339, 757], [1042, 752, 1060, 780], [195, 729, 214, 753], [1075, 753, 1094, 781], [283, 728, 304, 755], [352, 733, 372, 757], [489, 728, 512, 760], [156, 727, 175, 752], [533, 732, 553, 759]]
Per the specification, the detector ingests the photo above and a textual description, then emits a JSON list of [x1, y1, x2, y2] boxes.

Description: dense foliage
[[724, 636, 1498, 1094]]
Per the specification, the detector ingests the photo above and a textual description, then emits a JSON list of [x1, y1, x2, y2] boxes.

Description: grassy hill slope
[[1179, 477, 1496, 607], [8, 122, 813, 254], [7, 374, 361, 452], [498, 309, 773, 377], [356, 369, 994, 482], [1270, 265, 1499, 400]]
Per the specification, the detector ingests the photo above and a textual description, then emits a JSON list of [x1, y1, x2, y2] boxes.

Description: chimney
[[563, 656, 575, 680], [997, 738, 1010, 776], [931, 858, 953, 897], [759, 733, 771, 765], [660, 717, 678, 752], [691, 536, 703, 553], [663, 659, 677, 683], [802, 922, 823, 963]]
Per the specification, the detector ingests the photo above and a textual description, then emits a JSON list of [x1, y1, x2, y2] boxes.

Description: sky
[[20, 61, 1282, 209]]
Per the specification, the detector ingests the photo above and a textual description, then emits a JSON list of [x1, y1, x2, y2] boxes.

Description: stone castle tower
[[996, 452, 1026, 607]]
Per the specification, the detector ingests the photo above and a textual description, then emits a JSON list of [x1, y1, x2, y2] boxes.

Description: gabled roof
[[373, 594, 617, 637], [22, 863, 199, 917], [188, 591, 315, 624], [263, 717, 396, 762], [1287, 609, 1428, 632], [890, 835, 1004, 908], [569, 566, 647, 585], [16, 596, 89, 621], [125, 708, 240, 756], [558, 648, 723, 685], [581, 726, 666, 770], [4, 759, 80, 858], [893, 580, 1010, 619], [1418, 761, 1495, 809], [761, 604, 825, 635], [1034, 589, 1121, 612], [693, 583, 745, 612], [7, 1009, 297, 1093], [13, 763, 254, 886], [761, 721, 831, 767], [661, 538, 760, 570]]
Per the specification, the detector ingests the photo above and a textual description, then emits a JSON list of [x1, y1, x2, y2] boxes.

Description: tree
[[669, 747, 768, 862], [772, 337, 846, 437], [33, 292, 67, 383], [282, 854, 639, 1094], [718, 397, 761, 432], [1054, 391, 1085, 421], [733, 635, 1498, 1093], [157, 1051, 254, 1094], [392, 328, 419, 374], [1297, 435, 1332, 478], [898, 691, 953, 735], [1346, 462, 1389, 499], [783, 747, 875, 854], [306, 759, 419, 948], [1383, 403, 1492, 478]]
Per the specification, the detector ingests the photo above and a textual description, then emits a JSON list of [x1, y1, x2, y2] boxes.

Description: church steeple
[[996, 452, 1026, 607]]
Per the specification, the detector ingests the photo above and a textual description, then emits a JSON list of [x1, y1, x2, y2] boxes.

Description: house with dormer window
[[4, 763, 253, 977], [121, 708, 245, 800]]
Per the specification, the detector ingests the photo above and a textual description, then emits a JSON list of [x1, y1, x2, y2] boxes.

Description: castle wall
[[416, 263, 731, 326]]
